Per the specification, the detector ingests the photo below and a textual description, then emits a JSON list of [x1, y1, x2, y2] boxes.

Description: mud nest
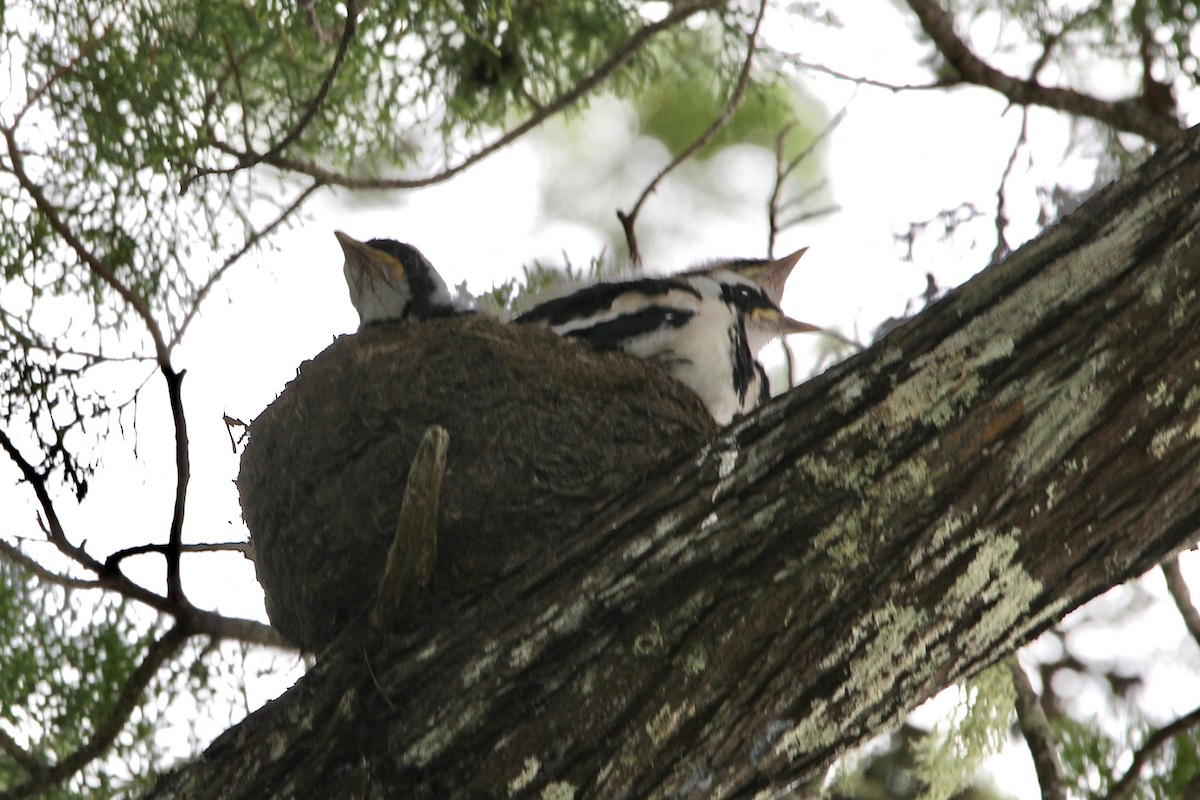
[[238, 315, 716, 650]]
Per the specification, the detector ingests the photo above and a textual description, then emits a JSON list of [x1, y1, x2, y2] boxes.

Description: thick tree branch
[[145, 124, 1200, 799], [904, 0, 1182, 144], [618, 0, 768, 264]]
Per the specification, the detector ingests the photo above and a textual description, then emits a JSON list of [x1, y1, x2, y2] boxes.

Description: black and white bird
[[516, 261, 820, 425], [336, 231, 467, 327]]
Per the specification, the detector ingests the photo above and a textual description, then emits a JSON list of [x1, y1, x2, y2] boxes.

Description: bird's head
[[335, 231, 457, 326], [709, 270, 822, 353], [693, 247, 808, 308]]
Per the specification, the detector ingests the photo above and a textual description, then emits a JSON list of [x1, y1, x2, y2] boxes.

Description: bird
[[694, 247, 808, 309], [336, 231, 468, 327], [515, 264, 820, 425]]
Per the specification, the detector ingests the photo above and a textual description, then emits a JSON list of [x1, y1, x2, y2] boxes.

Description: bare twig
[[1104, 704, 1200, 800], [0, 624, 190, 800], [991, 109, 1029, 264], [618, 0, 770, 265], [105, 541, 253, 571], [209, 3, 719, 193], [1, 429, 290, 649], [1009, 658, 1067, 800], [1162, 556, 1200, 648], [170, 180, 323, 348], [785, 55, 958, 93], [0, 540, 103, 591], [0, 429, 105, 574], [766, 102, 850, 255], [903, 0, 1182, 144]]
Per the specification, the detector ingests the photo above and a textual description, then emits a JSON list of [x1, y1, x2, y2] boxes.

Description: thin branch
[[766, 101, 849, 255], [0, 125, 171, 363], [207, 3, 720, 192], [1, 430, 290, 650], [0, 429, 105, 574], [1162, 556, 1200, 648], [0, 726, 45, 779], [1104, 704, 1200, 800], [1009, 658, 1067, 800], [903, 0, 1182, 144], [0, 624, 190, 800], [164, 368, 188, 604], [785, 55, 958, 93], [991, 109, 1029, 265], [105, 540, 252, 571], [180, 0, 359, 193], [618, 0, 769, 265], [11, 7, 123, 129], [170, 180, 323, 348], [0, 540, 104, 591]]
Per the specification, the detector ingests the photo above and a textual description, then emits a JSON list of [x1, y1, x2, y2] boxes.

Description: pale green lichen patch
[[540, 781, 576, 800], [508, 756, 541, 796], [1007, 352, 1110, 481], [646, 701, 695, 748], [1171, 288, 1196, 328], [684, 644, 708, 679], [1147, 380, 1175, 409], [403, 700, 485, 767], [1151, 423, 1186, 459], [776, 601, 933, 761], [943, 529, 1043, 662]]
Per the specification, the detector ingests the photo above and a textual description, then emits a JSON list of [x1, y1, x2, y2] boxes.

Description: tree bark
[[145, 124, 1200, 799]]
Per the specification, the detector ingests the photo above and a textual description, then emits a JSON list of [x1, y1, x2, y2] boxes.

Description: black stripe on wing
[[515, 278, 701, 327], [560, 306, 696, 351]]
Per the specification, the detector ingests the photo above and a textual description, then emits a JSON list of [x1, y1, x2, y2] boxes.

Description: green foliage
[[0, 559, 160, 797], [636, 65, 822, 165], [1057, 713, 1200, 800], [912, 664, 1016, 800]]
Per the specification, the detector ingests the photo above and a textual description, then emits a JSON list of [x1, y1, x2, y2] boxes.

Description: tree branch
[[767, 102, 848, 256], [180, 0, 359, 193], [1009, 658, 1067, 800], [207, 3, 719, 192], [0, 540, 104, 591], [618, 0, 768, 265], [1104, 704, 1200, 800], [0, 125, 171, 363], [104, 540, 252, 571], [170, 180, 323, 348], [0, 429, 105, 574], [0, 623, 191, 800], [903, 0, 1182, 144], [1162, 556, 1200, 648]]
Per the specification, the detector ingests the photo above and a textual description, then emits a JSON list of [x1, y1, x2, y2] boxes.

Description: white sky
[[3, 0, 1200, 794]]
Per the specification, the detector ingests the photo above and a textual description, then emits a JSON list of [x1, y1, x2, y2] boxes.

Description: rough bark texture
[[148, 124, 1200, 799]]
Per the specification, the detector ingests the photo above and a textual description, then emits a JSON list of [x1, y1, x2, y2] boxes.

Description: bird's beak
[[741, 247, 807, 305], [750, 307, 823, 335], [335, 230, 406, 281]]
